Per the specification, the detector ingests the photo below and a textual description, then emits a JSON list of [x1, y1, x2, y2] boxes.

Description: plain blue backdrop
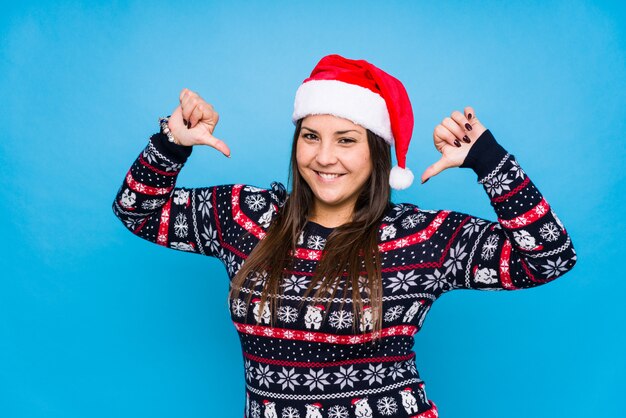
[[1, 1, 624, 417]]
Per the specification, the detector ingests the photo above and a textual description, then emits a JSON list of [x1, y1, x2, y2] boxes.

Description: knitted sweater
[[112, 127, 577, 418]]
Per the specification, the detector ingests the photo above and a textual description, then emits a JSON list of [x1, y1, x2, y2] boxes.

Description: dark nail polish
[[187, 121, 192, 129], [463, 135, 471, 143], [454, 139, 461, 147], [465, 123, 472, 131], [422, 178, 429, 184], [183, 119, 188, 125], [467, 113, 472, 120]]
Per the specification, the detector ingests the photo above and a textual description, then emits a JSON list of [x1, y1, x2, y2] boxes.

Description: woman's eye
[[339, 138, 356, 144], [303, 133, 318, 140]]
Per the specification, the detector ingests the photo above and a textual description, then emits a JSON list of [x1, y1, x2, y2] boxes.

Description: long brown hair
[[229, 118, 392, 341]]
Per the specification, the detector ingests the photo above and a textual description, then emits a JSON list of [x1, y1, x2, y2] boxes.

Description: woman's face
[[296, 114, 372, 219]]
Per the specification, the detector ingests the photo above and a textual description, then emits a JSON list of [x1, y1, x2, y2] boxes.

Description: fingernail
[[187, 121, 192, 129], [421, 178, 429, 184], [183, 119, 188, 125], [454, 139, 461, 147], [467, 113, 473, 120], [465, 123, 472, 131], [462, 135, 471, 143]]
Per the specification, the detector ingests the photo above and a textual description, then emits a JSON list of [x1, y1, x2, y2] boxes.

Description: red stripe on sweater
[[125, 171, 174, 195], [232, 321, 417, 344], [498, 197, 550, 229], [157, 200, 172, 246], [499, 239, 516, 289], [291, 248, 323, 260]]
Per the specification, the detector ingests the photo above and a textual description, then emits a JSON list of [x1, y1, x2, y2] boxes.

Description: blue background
[[1, 1, 624, 417]]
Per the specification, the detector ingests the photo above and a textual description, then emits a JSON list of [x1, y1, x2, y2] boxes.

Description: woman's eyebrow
[[301, 126, 362, 135]]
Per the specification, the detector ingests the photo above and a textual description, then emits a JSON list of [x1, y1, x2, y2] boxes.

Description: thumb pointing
[[420, 158, 448, 184], [204, 134, 231, 158]]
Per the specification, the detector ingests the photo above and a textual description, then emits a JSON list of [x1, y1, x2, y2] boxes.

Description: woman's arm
[[421, 107, 577, 291], [111, 89, 286, 261], [112, 130, 218, 257]]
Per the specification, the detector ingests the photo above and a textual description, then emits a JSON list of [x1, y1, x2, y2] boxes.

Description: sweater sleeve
[[111, 129, 287, 263], [437, 129, 577, 291]]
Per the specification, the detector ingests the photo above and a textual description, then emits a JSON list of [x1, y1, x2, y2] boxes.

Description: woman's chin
[[315, 196, 342, 208]]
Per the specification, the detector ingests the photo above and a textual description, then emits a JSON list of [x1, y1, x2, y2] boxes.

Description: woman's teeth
[[317, 171, 342, 179]]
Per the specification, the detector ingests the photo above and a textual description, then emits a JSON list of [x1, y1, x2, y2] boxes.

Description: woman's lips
[[314, 170, 346, 182]]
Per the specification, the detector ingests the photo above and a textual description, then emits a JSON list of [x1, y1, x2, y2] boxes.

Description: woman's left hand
[[420, 106, 487, 183]]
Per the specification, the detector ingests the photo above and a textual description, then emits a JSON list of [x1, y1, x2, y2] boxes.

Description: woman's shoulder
[[382, 202, 440, 222], [380, 202, 446, 235], [239, 182, 287, 207], [235, 182, 288, 230]]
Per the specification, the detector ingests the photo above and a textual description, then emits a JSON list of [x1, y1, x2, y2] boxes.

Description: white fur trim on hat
[[292, 80, 394, 145], [389, 165, 414, 190]]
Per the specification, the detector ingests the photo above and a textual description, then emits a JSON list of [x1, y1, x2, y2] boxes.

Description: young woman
[[113, 54, 577, 418]]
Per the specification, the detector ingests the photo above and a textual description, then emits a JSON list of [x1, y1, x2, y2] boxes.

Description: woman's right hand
[[168, 88, 231, 157]]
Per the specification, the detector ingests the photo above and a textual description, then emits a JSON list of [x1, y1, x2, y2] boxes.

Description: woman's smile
[[313, 170, 346, 181]]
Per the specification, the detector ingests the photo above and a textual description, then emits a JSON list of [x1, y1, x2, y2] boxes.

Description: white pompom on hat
[[292, 54, 415, 190]]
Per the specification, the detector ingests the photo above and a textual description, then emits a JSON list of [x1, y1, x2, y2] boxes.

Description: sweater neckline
[[304, 203, 400, 237], [305, 220, 336, 236]]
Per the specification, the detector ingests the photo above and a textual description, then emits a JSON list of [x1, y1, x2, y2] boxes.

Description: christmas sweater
[[112, 127, 577, 418]]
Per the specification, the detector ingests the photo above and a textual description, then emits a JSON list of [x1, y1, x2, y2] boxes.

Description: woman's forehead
[[301, 114, 366, 134]]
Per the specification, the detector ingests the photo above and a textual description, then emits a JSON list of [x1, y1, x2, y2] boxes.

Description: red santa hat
[[292, 54, 415, 190]]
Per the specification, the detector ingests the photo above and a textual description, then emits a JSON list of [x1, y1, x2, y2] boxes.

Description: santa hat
[[292, 54, 415, 190]]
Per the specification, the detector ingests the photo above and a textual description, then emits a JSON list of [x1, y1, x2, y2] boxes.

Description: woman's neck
[[308, 203, 355, 228]]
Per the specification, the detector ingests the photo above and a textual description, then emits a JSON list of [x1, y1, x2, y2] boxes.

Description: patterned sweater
[[112, 127, 577, 418]]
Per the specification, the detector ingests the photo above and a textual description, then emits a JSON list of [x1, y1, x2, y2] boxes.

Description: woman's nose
[[315, 142, 338, 166]]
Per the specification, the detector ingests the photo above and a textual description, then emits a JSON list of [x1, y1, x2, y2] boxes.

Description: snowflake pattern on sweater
[[112, 128, 577, 418]]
